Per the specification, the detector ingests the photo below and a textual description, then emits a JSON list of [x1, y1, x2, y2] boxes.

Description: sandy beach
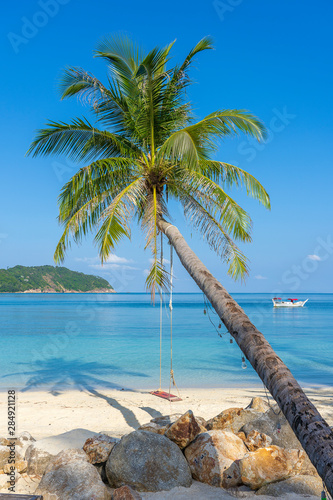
[[1, 386, 332, 440], [0, 386, 332, 498]]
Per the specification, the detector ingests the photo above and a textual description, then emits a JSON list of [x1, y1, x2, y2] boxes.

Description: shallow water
[[0, 293, 332, 391]]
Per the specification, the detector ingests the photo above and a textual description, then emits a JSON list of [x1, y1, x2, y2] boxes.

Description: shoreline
[[0, 386, 332, 441]]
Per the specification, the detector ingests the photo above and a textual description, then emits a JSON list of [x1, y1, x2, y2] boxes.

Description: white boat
[[272, 297, 308, 308]]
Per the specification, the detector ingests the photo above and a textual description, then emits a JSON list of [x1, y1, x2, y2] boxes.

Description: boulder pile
[[0, 398, 325, 499]]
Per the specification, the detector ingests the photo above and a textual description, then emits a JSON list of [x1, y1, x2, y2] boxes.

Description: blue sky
[[1, 0, 332, 293]]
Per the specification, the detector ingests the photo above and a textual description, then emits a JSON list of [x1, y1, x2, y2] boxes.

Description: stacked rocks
[[0, 398, 325, 499]]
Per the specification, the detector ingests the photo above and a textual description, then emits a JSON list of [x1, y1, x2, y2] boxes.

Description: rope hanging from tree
[[168, 238, 180, 396], [150, 227, 181, 402]]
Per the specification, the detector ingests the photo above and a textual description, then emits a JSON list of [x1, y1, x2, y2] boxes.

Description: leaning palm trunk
[[159, 219, 333, 494]]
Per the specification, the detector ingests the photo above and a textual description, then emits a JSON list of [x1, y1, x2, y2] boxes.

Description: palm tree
[[28, 35, 333, 493]]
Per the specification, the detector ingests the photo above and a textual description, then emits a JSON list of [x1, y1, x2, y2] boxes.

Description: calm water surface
[[0, 293, 332, 391]]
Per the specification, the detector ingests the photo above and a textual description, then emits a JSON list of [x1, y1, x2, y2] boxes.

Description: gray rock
[[36, 448, 109, 499], [245, 397, 270, 413], [106, 430, 192, 492], [112, 485, 142, 499], [94, 462, 108, 484], [241, 407, 318, 476], [0, 444, 23, 469], [25, 428, 99, 476], [256, 474, 323, 496], [184, 430, 247, 489], [83, 434, 118, 464], [164, 410, 202, 449], [25, 444, 54, 475], [206, 408, 260, 433], [150, 414, 183, 426], [137, 422, 169, 435]]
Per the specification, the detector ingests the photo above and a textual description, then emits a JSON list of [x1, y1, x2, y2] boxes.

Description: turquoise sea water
[[0, 293, 332, 392]]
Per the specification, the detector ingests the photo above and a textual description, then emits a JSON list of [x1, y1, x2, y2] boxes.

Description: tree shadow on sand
[[2, 357, 153, 429]]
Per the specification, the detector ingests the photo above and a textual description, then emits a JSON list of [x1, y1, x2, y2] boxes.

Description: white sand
[[0, 386, 331, 440], [0, 387, 331, 499]]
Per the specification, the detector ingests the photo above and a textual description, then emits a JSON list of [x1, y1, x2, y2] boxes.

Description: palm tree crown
[[28, 35, 270, 296]]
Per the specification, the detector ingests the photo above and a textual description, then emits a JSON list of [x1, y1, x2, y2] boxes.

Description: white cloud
[[75, 256, 98, 263], [143, 269, 150, 277], [75, 254, 136, 271], [75, 254, 133, 265], [307, 254, 321, 261], [105, 254, 133, 264], [254, 275, 268, 280], [149, 258, 170, 264], [90, 264, 139, 271]]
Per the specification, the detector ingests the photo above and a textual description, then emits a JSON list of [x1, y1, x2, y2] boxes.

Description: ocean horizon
[[0, 292, 332, 392]]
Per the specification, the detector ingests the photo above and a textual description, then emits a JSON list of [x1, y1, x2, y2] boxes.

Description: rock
[[94, 462, 108, 484], [106, 430, 192, 492], [239, 445, 305, 490], [83, 434, 118, 464], [243, 430, 272, 451], [3, 460, 27, 474], [241, 408, 318, 476], [150, 414, 183, 426], [193, 416, 208, 429], [0, 474, 9, 488], [137, 422, 168, 435], [165, 410, 202, 449], [0, 444, 23, 469], [15, 431, 36, 449], [246, 397, 269, 413], [25, 428, 99, 475], [30, 428, 99, 456], [35, 448, 109, 499], [256, 474, 324, 496], [112, 485, 142, 499], [25, 444, 54, 475], [184, 430, 247, 488], [236, 431, 246, 442], [206, 408, 260, 433]]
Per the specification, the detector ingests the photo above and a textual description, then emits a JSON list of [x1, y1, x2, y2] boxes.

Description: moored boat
[[272, 297, 308, 307]]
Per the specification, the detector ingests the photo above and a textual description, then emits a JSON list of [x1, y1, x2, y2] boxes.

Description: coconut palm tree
[[28, 36, 333, 493]]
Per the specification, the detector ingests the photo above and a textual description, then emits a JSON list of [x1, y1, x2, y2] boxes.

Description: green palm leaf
[[29, 34, 270, 295]]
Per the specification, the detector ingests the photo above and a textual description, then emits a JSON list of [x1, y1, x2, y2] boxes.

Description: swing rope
[[168, 239, 181, 398]]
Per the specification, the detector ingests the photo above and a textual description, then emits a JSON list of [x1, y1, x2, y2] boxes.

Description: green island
[[0, 265, 114, 293]]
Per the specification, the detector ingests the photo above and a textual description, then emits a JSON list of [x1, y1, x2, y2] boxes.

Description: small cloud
[[105, 254, 133, 264], [90, 264, 139, 271], [75, 256, 98, 263], [143, 269, 150, 277], [149, 258, 170, 265], [254, 275, 267, 280], [75, 254, 136, 272], [307, 254, 321, 261], [75, 254, 134, 265]]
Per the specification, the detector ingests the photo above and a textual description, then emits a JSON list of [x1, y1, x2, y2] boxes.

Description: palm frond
[[201, 160, 271, 209], [170, 36, 214, 88], [59, 67, 112, 104], [27, 118, 140, 161], [94, 177, 146, 261], [169, 182, 249, 279], [172, 169, 252, 242], [58, 157, 140, 216], [145, 260, 171, 302]]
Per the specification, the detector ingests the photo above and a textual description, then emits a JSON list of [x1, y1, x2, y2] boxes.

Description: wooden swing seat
[[150, 390, 182, 402]]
